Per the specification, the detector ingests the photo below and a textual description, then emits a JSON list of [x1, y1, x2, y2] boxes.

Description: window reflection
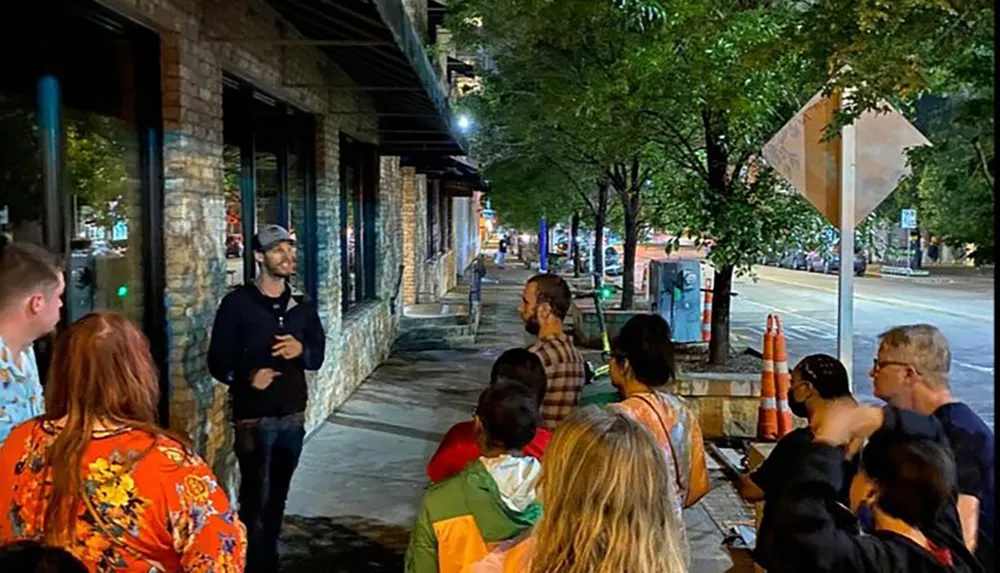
[[344, 162, 358, 305], [223, 143, 244, 286], [65, 112, 143, 324]]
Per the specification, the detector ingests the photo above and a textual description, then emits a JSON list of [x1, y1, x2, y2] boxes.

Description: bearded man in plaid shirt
[[519, 274, 585, 429]]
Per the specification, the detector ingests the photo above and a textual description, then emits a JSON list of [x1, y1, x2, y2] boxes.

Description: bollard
[[701, 278, 713, 342]]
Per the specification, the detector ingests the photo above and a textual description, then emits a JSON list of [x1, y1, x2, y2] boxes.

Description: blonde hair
[[531, 407, 687, 573], [879, 324, 951, 389]]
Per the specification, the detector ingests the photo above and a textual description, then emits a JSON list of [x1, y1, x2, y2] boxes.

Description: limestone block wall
[[99, 0, 403, 494]]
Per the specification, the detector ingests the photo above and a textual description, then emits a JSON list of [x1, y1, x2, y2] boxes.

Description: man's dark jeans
[[234, 414, 305, 572]]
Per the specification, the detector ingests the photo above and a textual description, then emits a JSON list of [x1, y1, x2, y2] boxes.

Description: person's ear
[[27, 293, 44, 316], [536, 301, 552, 321]]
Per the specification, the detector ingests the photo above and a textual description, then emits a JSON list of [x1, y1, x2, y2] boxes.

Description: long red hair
[[40, 311, 187, 545]]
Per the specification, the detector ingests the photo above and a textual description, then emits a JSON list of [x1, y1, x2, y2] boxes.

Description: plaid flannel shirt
[[529, 334, 586, 430]]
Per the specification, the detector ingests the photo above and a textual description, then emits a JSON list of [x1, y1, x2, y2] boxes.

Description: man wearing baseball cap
[[208, 224, 326, 572]]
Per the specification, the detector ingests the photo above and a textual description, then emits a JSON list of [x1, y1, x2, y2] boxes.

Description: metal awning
[[265, 0, 468, 156], [402, 154, 486, 192]]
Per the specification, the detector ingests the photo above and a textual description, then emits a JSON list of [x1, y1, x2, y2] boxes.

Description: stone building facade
[[57, 0, 478, 492]]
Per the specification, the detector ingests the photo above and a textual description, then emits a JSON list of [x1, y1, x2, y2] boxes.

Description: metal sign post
[[762, 83, 930, 393], [838, 116, 857, 387]]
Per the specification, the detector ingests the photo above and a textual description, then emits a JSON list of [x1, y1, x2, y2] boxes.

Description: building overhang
[[402, 154, 485, 194], [266, 0, 468, 156]]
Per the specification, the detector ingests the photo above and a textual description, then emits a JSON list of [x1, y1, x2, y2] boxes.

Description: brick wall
[[400, 168, 460, 304], [99, 0, 405, 493]]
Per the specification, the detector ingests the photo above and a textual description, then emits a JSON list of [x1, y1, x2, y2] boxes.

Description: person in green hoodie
[[406, 380, 543, 573]]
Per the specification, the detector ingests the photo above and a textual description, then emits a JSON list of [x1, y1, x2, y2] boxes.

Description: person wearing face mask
[[738, 354, 858, 507], [518, 274, 585, 430], [758, 399, 983, 573]]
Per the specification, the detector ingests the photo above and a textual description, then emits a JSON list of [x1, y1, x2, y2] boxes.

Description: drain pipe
[[390, 264, 404, 315]]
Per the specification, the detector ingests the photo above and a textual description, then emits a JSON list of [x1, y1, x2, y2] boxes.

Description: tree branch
[[642, 109, 711, 181], [972, 136, 995, 194]]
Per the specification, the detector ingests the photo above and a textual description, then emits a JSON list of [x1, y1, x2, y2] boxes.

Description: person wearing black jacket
[[208, 225, 325, 572], [758, 399, 983, 573]]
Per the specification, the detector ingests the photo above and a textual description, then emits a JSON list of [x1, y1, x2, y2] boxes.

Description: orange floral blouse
[[0, 420, 247, 572]]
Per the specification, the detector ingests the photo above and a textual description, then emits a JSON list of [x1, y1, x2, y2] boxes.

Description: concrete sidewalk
[[279, 259, 753, 572]]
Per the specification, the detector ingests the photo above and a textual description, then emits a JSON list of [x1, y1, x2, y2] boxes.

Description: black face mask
[[788, 392, 809, 418]]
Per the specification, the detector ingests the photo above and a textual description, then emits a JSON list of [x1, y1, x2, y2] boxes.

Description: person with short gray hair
[[871, 324, 993, 569]]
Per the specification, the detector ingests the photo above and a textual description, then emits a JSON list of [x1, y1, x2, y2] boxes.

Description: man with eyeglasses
[[871, 324, 993, 570]]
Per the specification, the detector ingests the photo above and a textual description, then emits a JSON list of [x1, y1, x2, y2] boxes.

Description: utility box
[[648, 259, 702, 344]]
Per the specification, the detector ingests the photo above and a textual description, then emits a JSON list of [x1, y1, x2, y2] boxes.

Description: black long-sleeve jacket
[[756, 407, 984, 573], [208, 283, 325, 420]]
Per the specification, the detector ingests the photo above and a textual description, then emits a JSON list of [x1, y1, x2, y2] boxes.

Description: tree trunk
[[593, 180, 609, 276], [620, 204, 640, 310], [571, 210, 581, 277], [709, 265, 734, 365], [703, 109, 733, 365]]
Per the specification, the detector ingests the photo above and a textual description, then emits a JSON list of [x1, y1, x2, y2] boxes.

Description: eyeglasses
[[872, 358, 915, 373]]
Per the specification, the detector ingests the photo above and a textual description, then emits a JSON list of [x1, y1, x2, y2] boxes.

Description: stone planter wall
[[670, 371, 806, 439]]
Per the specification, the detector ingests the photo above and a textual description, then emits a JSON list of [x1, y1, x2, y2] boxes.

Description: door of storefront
[[0, 1, 167, 421]]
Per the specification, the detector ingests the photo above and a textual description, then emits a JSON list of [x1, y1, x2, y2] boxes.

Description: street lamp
[[457, 114, 473, 133]]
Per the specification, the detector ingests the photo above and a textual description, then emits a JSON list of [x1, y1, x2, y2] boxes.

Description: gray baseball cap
[[253, 225, 295, 252]]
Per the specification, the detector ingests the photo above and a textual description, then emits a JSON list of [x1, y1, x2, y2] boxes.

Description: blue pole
[[38, 75, 63, 251], [539, 217, 548, 272]]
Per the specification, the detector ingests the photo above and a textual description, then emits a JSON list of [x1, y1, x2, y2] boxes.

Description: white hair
[[878, 324, 951, 389]]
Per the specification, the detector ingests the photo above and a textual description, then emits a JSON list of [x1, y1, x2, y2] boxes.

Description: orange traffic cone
[[773, 315, 794, 437], [701, 278, 713, 342], [757, 315, 778, 440]]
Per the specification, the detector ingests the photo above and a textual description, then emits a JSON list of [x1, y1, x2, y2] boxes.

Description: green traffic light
[[599, 286, 613, 300], [116, 285, 129, 298]]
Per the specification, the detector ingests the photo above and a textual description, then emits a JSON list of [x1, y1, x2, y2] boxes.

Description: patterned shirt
[[528, 334, 585, 430], [0, 421, 246, 572], [0, 336, 43, 446]]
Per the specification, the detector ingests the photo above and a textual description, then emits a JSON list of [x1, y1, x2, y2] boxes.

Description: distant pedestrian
[[495, 234, 509, 268], [519, 274, 585, 429], [872, 324, 994, 570], [208, 225, 326, 572], [0, 312, 246, 571], [0, 242, 64, 446]]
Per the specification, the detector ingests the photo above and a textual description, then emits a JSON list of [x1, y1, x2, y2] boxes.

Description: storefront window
[[340, 134, 378, 311], [222, 77, 317, 296], [0, 1, 164, 397]]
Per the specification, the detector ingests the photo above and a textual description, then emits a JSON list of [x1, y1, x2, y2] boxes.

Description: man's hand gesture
[[272, 334, 304, 360], [251, 368, 280, 390]]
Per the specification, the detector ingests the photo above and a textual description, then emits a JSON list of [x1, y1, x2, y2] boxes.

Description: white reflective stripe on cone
[[759, 397, 777, 409], [776, 399, 790, 412], [762, 362, 775, 372]]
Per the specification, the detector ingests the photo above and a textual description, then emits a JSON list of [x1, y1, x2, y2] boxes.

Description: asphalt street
[[729, 266, 994, 428]]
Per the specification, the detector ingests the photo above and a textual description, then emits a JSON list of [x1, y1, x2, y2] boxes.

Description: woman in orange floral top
[[0, 311, 246, 572]]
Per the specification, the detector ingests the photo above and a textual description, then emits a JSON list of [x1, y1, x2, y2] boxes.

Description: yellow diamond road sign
[[762, 89, 931, 228]]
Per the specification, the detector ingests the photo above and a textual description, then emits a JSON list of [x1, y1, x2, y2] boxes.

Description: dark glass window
[[222, 77, 317, 299], [340, 134, 378, 311], [0, 1, 165, 417]]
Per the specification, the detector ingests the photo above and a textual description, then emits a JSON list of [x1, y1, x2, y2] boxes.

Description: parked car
[[805, 251, 827, 273], [604, 245, 623, 276], [779, 250, 808, 271], [825, 252, 867, 276]]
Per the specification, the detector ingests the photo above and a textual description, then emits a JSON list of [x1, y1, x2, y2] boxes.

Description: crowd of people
[[0, 231, 993, 573]]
